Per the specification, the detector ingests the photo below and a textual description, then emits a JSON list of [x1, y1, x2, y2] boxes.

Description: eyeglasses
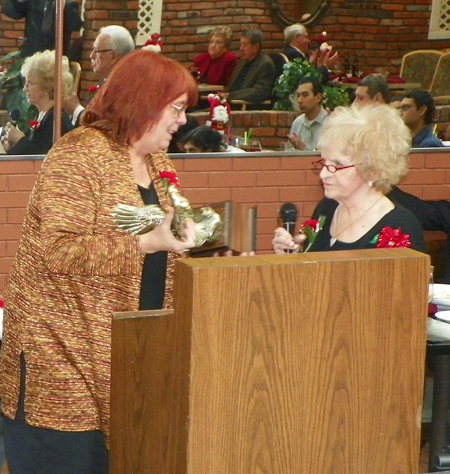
[[171, 103, 187, 117], [312, 159, 355, 173], [92, 48, 113, 56], [399, 104, 415, 112]]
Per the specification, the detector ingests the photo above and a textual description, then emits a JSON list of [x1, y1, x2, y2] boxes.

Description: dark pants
[[3, 355, 109, 474]]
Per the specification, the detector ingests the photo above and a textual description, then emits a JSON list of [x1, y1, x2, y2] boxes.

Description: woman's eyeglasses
[[312, 159, 355, 173], [171, 103, 187, 117]]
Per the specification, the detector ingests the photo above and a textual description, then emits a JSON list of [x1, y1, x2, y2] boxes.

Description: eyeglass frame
[[91, 48, 114, 56], [171, 103, 187, 117], [312, 159, 355, 173]]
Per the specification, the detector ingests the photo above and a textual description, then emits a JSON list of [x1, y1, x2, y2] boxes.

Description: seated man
[[354, 73, 390, 105], [63, 25, 135, 126], [225, 29, 276, 108], [400, 89, 444, 148], [282, 24, 338, 82], [287, 76, 328, 150]]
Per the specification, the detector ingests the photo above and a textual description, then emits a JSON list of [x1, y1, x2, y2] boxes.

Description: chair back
[[69, 61, 82, 94], [400, 50, 443, 91], [430, 52, 450, 104], [270, 52, 289, 79]]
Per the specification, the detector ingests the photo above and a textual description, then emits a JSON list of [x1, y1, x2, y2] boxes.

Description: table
[[328, 80, 421, 91], [197, 84, 224, 93]]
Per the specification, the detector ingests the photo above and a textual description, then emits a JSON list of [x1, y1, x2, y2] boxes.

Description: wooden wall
[[0, 149, 449, 294]]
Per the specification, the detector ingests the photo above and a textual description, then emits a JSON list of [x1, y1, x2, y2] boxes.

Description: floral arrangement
[[371, 227, 411, 248], [159, 170, 180, 194], [29, 120, 40, 131], [300, 215, 326, 252]]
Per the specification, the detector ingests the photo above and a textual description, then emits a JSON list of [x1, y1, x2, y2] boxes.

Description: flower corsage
[[159, 170, 180, 194], [370, 226, 412, 248], [29, 120, 40, 132], [299, 215, 326, 252]]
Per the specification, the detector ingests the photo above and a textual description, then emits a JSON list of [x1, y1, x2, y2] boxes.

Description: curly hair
[[318, 104, 411, 193], [21, 50, 73, 100], [209, 26, 233, 48]]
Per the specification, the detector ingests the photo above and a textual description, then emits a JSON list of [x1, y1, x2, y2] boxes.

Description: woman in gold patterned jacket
[[0, 50, 198, 474]]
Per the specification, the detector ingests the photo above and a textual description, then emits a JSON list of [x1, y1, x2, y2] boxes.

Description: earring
[[368, 181, 373, 187]]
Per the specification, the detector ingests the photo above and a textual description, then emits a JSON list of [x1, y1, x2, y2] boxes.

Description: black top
[[138, 184, 168, 310], [8, 107, 74, 155], [309, 198, 426, 252]]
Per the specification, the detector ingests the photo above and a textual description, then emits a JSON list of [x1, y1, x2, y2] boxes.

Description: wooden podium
[[110, 248, 429, 474]]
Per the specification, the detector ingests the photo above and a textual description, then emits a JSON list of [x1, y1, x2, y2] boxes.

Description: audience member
[[63, 24, 135, 125], [282, 24, 338, 82], [225, 29, 276, 108], [400, 89, 444, 148], [273, 104, 425, 253], [287, 76, 327, 150], [390, 95, 403, 111], [192, 26, 237, 87], [2, 49, 73, 155], [168, 115, 200, 153], [0, 50, 198, 474], [353, 74, 390, 105], [2, 0, 83, 60], [183, 125, 244, 153]]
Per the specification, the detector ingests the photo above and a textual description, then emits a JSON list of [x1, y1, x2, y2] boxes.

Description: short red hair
[[82, 50, 198, 145]]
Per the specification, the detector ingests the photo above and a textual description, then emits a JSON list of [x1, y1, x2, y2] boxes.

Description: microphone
[[9, 109, 20, 126], [278, 203, 298, 253]]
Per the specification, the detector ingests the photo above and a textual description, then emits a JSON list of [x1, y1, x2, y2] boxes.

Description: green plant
[[272, 58, 350, 111], [0, 51, 36, 132]]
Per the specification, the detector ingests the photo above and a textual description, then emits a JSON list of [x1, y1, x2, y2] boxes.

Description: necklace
[[330, 195, 384, 247]]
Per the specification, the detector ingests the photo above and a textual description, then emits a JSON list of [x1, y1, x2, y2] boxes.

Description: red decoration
[[159, 170, 180, 193], [89, 86, 98, 94], [300, 219, 320, 232], [29, 120, 40, 131], [143, 33, 163, 53], [375, 227, 411, 248], [0, 299, 3, 309]]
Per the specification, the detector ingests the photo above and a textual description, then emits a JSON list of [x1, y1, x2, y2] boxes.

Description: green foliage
[[0, 51, 37, 133], [273, 58, 350, 111]]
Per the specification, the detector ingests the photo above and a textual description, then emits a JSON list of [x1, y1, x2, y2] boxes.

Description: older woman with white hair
[[3, 49, 74, 154], [273, 104, 425, 253]]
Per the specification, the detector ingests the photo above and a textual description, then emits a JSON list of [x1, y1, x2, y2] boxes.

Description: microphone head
[[9, 109, 20, 122], [278, 202, 297, 223]]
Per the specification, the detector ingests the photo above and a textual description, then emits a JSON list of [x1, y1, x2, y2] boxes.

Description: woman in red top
[[192, 25, 237, 87]]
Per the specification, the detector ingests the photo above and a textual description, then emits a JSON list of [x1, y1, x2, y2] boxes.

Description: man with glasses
[[399, 89, 444, 148], [64, 24, 135, 126], [288, 76, 328, 150]]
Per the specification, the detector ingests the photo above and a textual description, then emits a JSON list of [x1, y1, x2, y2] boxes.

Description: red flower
[[375, 227, 411, 248], [300, 219, 320, 233], [0, 299, 3, 309], [299, 215, 326, 252], [159, 170, 180, 194], [29, 120, 40, 131], [89, 86, 98, 94]]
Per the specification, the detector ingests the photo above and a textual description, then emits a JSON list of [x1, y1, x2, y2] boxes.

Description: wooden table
[[329, 80, 421, 91], [198, 84, 224, 93]]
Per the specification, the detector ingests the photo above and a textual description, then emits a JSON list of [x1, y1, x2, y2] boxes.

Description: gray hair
[[359, 74, 391, 104], [209, 25, 233, 47], [242, 29, 263, 46], [99, 25, 135, 58], [284, 24, 307, 44]]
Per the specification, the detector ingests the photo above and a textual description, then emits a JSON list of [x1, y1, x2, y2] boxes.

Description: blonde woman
[[4, 49, 74, 154]]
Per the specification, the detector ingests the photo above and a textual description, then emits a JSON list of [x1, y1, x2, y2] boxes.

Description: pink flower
[[375, 227, 411, 248]]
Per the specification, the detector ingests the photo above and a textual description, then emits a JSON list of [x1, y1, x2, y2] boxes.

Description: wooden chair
[[69, 61, 82, 94], [429, 52, 450, 105], [400, 50, 443, 91]]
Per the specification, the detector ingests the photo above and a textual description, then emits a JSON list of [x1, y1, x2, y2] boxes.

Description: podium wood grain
[[110, 248, 429, 474]]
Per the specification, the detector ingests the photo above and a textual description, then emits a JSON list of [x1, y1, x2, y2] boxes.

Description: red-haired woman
[[0, 50, 198, 474]]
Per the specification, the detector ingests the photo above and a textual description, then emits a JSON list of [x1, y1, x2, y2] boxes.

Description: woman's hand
[[138, 207, 196, 255], [5, 124, 25, 147], [272, 227, 307, 254]]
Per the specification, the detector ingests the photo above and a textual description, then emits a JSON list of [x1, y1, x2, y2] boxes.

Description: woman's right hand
[[138, 207, 196, 255], [6, 123, 25, 146], [272, 227, 307, 254]]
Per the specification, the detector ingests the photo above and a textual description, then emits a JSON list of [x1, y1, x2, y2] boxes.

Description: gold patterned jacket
[[0, 127, 179, 444]]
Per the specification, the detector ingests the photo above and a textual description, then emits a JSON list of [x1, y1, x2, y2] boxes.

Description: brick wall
[[0, 149, 449, 294], [0, 0, 448, 99]]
